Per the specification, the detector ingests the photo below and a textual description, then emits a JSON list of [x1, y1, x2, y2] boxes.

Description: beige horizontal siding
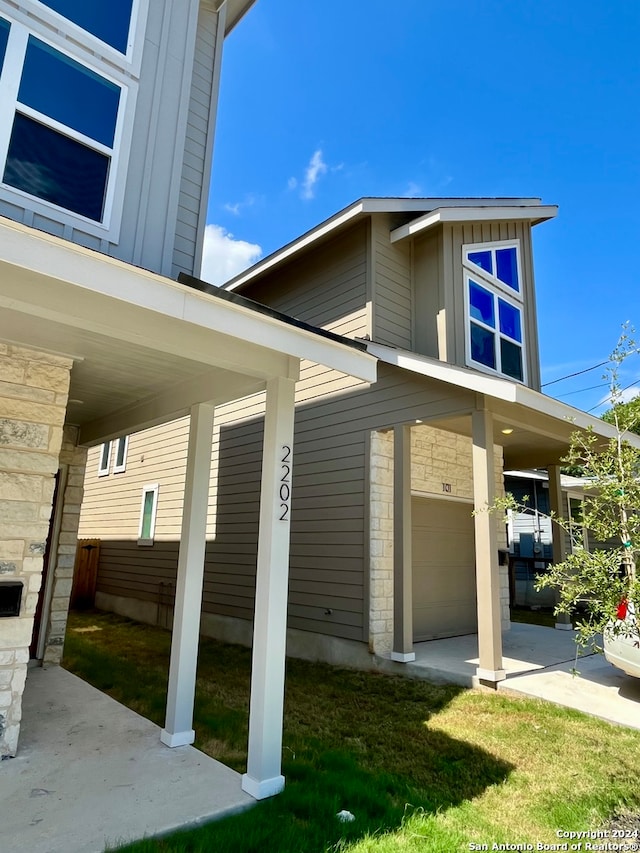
[[79, 419, 190, 540]]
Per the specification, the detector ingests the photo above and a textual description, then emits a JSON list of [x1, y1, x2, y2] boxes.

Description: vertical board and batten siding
[[116, 0, 201, 276], [370, 215, 413, 349], [413, 229, 445, 359], [442, 221, 541, 390], [171, 4, 220, 279], [0, 0, 219, 279]]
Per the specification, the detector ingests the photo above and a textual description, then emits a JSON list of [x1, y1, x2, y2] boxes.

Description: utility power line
[[542, 360, 609, 388]]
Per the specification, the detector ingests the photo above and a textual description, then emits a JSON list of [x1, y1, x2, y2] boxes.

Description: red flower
[[616, 599, 629, 620]]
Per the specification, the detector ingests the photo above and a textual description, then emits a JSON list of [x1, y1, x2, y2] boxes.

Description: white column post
[[548, 464, 572, 630], [472, 408, 506, 685], [161, 402, 214, 747], [391, 425, 415, 662], [242, 376, 296, 800]]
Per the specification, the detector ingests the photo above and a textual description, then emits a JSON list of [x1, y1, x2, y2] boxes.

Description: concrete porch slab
[[402, 623, 640, 731], [0, 667, 255, 853]]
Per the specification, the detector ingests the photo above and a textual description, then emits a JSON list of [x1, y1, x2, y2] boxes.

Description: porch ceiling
[[364, 341, 640, 469], [425, 410, 578, 469], [0, 217, 376, 445]]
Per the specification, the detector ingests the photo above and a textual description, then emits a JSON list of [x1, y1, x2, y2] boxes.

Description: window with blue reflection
[[4, 114, 109, 221], [37, 0, 133, 53], [498, 299, 522, 342], [467, 250, 493, 275], [0, 17, 9, 76], [469, 281, 495, 327], [496, 247, 519, 291], [471, 324, 496, 370], [19, 37, 119, 147], [500, 339, 523, 381]]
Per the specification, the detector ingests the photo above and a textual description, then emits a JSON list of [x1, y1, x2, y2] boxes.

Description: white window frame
[[32, 0, 148, 68], [463, 239, 526, 383], [138, 483, 159, 546], [0, 1, 147, 240], [97, 441, 111, 476], [113, 435, 129, 473]]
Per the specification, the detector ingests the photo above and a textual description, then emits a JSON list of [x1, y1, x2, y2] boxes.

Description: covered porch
[[0, 216, 376, 799], [363, 342, 640, 686]]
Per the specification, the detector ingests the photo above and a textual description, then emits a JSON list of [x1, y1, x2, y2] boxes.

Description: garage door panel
[[412, 497, 477, 641]]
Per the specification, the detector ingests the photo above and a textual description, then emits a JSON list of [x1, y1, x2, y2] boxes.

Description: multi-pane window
[[97, 435, 128, 475], [37, 0, 134, 54], [464, 241, 525, 382], [0, 3, 141, 235]]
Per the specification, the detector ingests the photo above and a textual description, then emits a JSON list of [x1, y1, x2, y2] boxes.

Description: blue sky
[[203, 0, 640, 415]]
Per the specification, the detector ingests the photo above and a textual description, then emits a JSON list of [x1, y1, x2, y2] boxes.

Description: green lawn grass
[[63, 610, 640, 853]]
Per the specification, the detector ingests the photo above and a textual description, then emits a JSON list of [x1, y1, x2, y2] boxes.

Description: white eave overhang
[[0, 216, 375, 383], [0, 216, 377, 443], [389, 205, 558, 244]]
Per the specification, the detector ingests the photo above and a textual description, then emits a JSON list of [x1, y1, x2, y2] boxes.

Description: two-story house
[[0, 0, 377, 801], [79, 196, 630, 693]]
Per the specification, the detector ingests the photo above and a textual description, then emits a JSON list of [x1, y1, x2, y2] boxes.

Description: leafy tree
[[602, 394, 640, 437], [489, 328, 640, 650], [539, 329, 640, 648]]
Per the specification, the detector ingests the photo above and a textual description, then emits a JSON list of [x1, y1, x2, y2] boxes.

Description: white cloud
[[300, 149, 328, 200], [223, 194, 259, 216], [199, 224, 262, 286], [287, 149, 336, 200]]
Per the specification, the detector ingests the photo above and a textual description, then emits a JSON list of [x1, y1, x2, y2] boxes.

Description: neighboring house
[[0, 0, 378, 801], [79, 196, 635, 688], [504, 469, 591, 608]]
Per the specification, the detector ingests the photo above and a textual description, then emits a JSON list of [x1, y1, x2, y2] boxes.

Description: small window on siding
[[113, 435, 128, 473], [98, 442, 111, 476], [138, 484, 158, 545]]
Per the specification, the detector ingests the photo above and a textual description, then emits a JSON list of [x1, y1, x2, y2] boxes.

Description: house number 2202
[[279, 445, 292, 521]]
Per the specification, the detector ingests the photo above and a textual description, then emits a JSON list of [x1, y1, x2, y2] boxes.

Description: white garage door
[[412, 497, 477, 641]]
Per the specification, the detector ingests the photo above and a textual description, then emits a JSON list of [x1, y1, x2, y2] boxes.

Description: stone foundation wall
[[0, 344, 71, 757], [368, 424, 509, 656]]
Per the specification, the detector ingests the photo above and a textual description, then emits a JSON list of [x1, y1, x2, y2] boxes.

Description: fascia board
[[390, 205, 559, 243], [223, 200, 368, 291], [222, 196, 547, 293], [363, 340, 640, 448]]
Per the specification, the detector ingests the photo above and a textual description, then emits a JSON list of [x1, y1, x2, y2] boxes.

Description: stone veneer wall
[[0, 344, 71, 757], [369, 424, 508, 656], [41, 426, 87, 665]]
